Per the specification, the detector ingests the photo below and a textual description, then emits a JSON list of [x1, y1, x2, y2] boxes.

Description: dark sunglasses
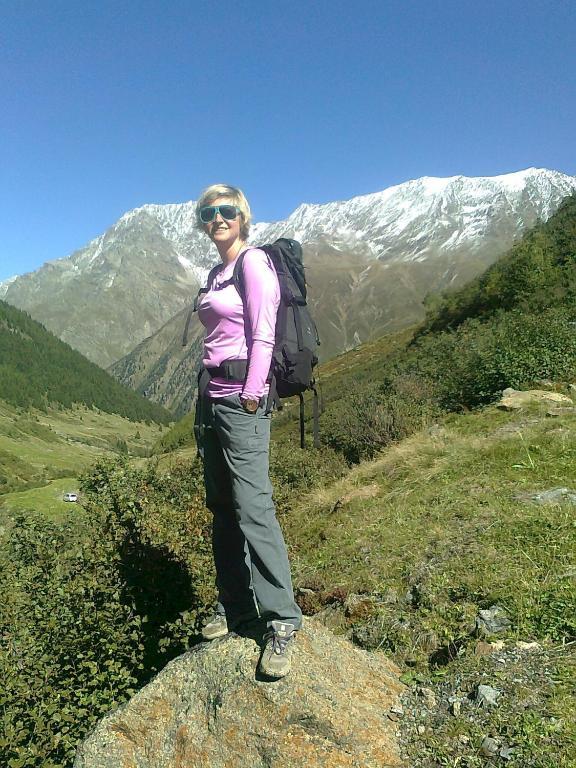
[[199, 204, 240, 223]]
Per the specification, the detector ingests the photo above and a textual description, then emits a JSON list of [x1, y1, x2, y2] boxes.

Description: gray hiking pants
[[195, 393, 302, 630]]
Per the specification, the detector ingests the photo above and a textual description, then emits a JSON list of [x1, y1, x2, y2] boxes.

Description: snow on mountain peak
[[4, 168, 576, 289], [0, 275, 18, 297]]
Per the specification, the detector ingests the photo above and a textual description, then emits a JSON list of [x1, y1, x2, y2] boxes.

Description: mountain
[[0, 205, 207, 369], [2, 168, 575, 374], [0, 299, 171, 423], [109, 169, 576, 416]]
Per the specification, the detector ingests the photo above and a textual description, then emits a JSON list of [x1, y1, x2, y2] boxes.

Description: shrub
[[270, 440, 348, 512], [321, 376, 438, 464], [0, 514, 144, 768], [0, 456, 214, 768]]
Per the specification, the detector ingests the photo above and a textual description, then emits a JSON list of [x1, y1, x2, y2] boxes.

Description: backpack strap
[[298, 393, 305, 449], [231, 249, 248, 297], [183, 264, 222, 346], [296, 386, 320, 449], [182, 307, 194, 347], [312, 385, 320, 449], [232, 248, 279, 414]]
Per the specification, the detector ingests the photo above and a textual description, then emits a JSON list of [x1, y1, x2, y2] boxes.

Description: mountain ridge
[[2, 168, 575, 372]]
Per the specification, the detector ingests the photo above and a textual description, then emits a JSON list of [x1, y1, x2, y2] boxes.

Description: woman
[[194, 183, 302, 679]]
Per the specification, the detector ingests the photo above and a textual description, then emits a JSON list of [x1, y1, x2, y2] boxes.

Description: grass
[[0, 477, 84, 523], [0, 399, 169, 520], [277, 399, 575, 766]]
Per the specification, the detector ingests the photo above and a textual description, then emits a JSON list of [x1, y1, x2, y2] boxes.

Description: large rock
[[74, 618, 405, 768], [497, 387, 573, 411]]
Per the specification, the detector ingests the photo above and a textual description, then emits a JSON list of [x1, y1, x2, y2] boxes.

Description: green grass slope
[[9, 392, 570, 768], [0, 399, 167, 513], [283, 399, 575, 767]]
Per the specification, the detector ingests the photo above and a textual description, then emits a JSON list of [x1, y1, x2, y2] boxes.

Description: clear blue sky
[[1, 0, 575, 282]]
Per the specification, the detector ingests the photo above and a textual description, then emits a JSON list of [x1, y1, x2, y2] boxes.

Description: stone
[[546, 407, 576, 417], [515, 641, 541, 651], [476, 606, 512, 636], [388, 704, 404, 721], [313, 603, 348, 632], [475, 685, 501, 708], [74, 617, 405, 768], [523, 487, 576, 506], [480, 736, 500, 757], [474, 640, 496, 656], [497, 388, 573, 411], [500, 744, 515, 761], [417, 687, 437, 708]]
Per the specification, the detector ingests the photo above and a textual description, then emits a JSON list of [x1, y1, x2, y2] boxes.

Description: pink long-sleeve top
[[197, 247, 280, 400]]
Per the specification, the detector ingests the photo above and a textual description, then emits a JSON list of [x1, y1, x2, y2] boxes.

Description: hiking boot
[[201, 613, 229, 640], [258, 621, 296, 678]]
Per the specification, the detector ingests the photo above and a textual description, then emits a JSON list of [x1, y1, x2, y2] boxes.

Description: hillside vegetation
[[0, 300, 171, 423], [305, 194, 576, 462], [1, 196, 575, 767], [0, 399, 165, 507]]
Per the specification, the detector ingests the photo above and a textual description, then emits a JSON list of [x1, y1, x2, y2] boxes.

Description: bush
[[270, 440, 348, 512], [405, 307, 576, 411], [321, 376, 438, 464], [0, 456, 214, 768], [0, 514, 144, 768]]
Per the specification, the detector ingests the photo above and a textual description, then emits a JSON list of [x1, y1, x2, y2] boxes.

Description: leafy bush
[[321, 376, 438, 464], [270, 440, 348, 511], [79, 456, 214, 662], [0, 514, 144, 768], [0, 456, 213, 768], [403, 307, 576, 411]]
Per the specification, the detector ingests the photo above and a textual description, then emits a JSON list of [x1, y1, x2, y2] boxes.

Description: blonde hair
[[195, 183, 251, 240]]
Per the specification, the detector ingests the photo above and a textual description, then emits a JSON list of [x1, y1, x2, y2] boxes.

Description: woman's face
[[203, 196, 243, 247]]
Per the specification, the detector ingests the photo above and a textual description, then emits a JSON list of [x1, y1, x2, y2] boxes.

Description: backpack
[[184, 238, 321, 448]]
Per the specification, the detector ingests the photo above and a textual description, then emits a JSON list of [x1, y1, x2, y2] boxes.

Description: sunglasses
[[199, 205, 240, 224]]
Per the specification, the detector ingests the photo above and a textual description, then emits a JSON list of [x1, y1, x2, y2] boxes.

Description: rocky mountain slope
[[2, 169, 574, 374]]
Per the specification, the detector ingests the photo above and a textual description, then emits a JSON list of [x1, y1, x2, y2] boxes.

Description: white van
[[63, 492, 78, 502]]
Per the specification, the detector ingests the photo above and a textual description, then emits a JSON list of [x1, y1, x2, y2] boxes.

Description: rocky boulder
[[74, 617, 405, 768], [497, 387, 573, 411]]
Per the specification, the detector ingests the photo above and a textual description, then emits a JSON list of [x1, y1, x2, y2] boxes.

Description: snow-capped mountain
[[258, 168, 576, 261], [2, 168, 575, 372]]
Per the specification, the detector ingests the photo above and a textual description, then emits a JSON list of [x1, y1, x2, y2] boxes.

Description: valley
[[0, 399, 166, 521]]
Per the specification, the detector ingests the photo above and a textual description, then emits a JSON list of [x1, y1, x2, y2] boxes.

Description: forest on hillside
[[0, 301, 171, 424]]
